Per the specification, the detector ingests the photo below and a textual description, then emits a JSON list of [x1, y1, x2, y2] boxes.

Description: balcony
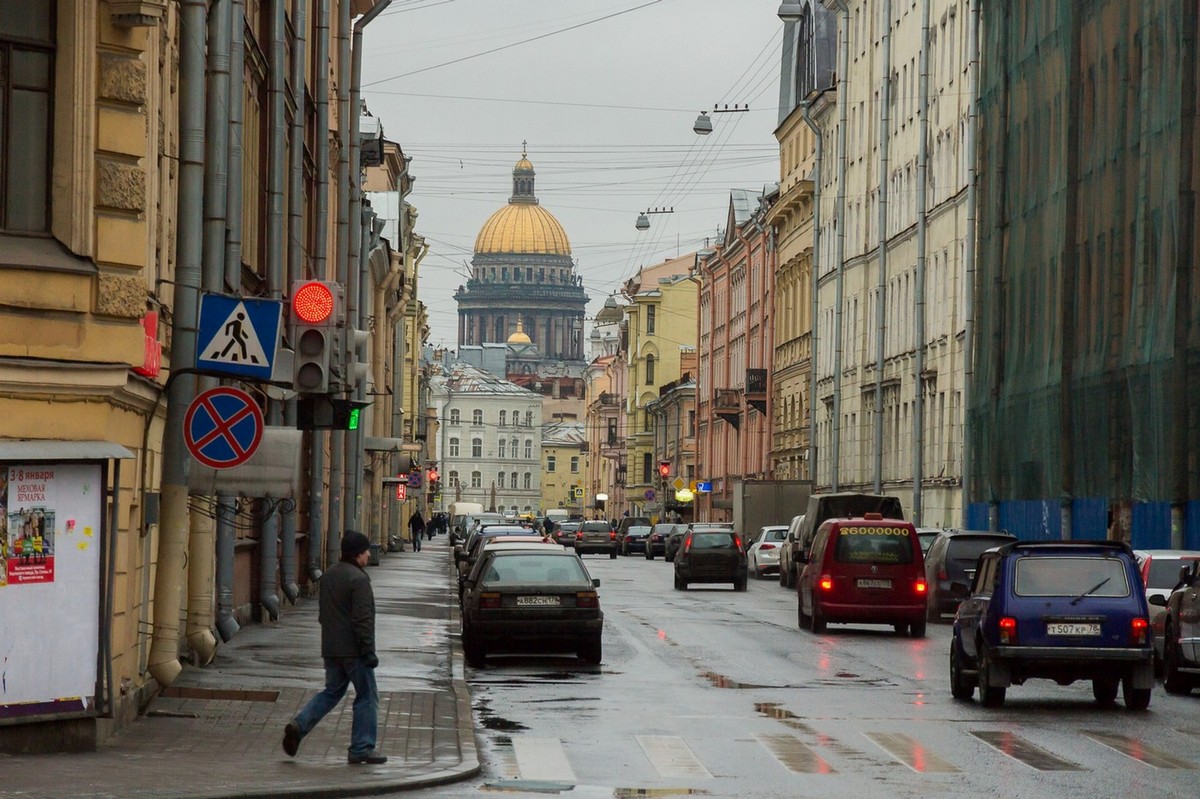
[[598, 392, 620, 407], [713, 388, 742, 429], [745, 368, 767, 414]]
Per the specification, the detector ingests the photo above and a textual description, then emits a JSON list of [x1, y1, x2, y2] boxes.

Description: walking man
[[408, 510, 425, 552], [283, 531, 386, 765]]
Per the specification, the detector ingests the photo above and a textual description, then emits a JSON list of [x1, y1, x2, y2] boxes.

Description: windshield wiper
[[1070, 577, 1110, 605]]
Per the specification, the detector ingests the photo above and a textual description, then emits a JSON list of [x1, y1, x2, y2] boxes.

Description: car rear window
[[833, 526, 915, 564], [947, 537, 1011, 563], [763, 529, 787, 542], [581, 522, 611, 531], [482, 554, 589, 584], [1145, 556, 1198, 589], [626, 526, 651, 535], [1013, 557, 1130, 597], [691, 532, 737, 549]]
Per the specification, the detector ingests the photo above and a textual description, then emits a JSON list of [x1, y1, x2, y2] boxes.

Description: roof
[[430, 361, 542, 398], [542, 421, 586, 446], [475, 202, 571, 256]]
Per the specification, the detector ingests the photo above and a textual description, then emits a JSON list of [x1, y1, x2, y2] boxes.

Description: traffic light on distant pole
[[658, 461, 671, 479], [290, 280, 342, 393]]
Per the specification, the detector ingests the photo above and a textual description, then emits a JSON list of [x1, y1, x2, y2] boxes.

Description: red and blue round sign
[[184, 387, 264, 469]]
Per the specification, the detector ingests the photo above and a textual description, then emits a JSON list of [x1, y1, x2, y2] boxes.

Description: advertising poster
[[0, 463, 102, 720]]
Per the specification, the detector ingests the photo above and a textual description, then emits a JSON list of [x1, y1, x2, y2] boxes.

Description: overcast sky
[[361, 0, 785, 348]]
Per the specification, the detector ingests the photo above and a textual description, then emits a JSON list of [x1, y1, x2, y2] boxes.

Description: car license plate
[[1047, 623, 1100, 636], [857, 578, 892, 589], [517, 595, 560, 606]]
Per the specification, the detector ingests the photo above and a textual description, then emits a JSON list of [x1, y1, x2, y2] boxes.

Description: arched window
[[449, 408, 460, 426], [471, 471, 482, 488], [510, 472, 517, 489], [513, 408, 521, 426], [523, 473, 532, 489], [448, 470, 459, 487], [472, 409, 483, 426], [499, 410, 507, 426], [472, 438, 482, 458], [449, 437, 460, 457], [498, 439, 506, 458], [525, 410, 533, 427], [512, 438, 519, 458], [497, 471, 505, 488], [524, 440, 532, 459], [645, 355, 656, 384]]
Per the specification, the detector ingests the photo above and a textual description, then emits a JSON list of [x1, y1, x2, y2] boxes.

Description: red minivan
[[797, 513, 928, 637]]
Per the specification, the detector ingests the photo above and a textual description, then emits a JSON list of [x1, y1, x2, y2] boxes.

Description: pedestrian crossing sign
[[196, 293, 283, 380]]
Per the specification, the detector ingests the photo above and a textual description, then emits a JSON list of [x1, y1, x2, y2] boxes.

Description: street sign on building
[[695, 481, 712, 493], [644, 488, 656, 501], [196, 294, 282, 381], [184, 387, 264, 469]]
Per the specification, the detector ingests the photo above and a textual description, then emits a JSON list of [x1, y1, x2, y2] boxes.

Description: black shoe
[[282, 721, 302, 757], [348, 750, 388, 765]]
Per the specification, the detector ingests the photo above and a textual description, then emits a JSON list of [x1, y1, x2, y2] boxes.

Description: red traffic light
[[293, 281, 335, 324], [427, 467, 440, 482], [658, 461, 671, 478]]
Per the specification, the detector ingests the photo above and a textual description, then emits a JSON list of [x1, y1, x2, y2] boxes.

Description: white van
[[449, 502, 485, 544]]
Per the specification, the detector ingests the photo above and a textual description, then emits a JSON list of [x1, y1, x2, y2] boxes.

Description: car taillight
[[575, 531, 583, 540], [576, 591, 599, 608], [1131, 617, 1148, 645], [734, 535, 743, 550], [937, 567, 948, 580], [760, 543, 776, 551], [998, 616, 1017, 644], [610, 531, 617, 540], [915, 580, 928, 594], [819, 575, 833, 591], [683, 533, 693, 554], [480, 592, 501, 609]]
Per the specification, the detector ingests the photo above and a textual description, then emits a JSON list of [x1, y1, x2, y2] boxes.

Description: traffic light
[[347, 327, 370, 392], [290, 280, 342, 393], [296, 396, 370, 430], [658, 461, 671, 479]]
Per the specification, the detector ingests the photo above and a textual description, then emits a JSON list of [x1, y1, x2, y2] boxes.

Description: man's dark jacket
[[318, 560, 376, 659]]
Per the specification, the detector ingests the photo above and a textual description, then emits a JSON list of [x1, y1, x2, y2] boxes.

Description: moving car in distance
[[951, 541, 1154, 710], [575, 520, 618, 559], [666, 522, 732, 563], [746, 525, 789, 579], [644, 523, 680, 560], [619, 524, 652, 556], [551, 521, 581, 547], [797, 513, 928, 637], [674, 527, 747, 591], [924, 530, 1017, 621], [460, 545, 603, 668]]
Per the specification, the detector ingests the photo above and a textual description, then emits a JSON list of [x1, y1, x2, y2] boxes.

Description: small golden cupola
[[507, 318, 533, 345]]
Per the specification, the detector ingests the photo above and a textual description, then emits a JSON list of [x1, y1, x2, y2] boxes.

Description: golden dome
[[475, 203, 572, 256], [507, 319, 532, 345], [514, 156, 534, 171]]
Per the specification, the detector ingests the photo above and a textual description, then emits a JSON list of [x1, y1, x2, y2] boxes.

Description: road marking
[[755, 732, 838, 774], [970, 730, 1084, 771], [512, 737, 576, 782], [1083, 731, 1197, 769], [636, 735, 713, 779], [864, 731, 960, 773]]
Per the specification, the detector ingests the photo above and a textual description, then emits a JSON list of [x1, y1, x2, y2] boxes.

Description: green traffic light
[[348, 407, 361, 430]]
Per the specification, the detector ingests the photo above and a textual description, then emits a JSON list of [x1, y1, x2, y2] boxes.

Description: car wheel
[[811, 599, 827, 634], [893, 623, 908, 635], [927, 601, 941, 624], [620, 542, 627, 556], [1122, 675, 1151, 711], [909, 620, 927, 639], [578, 634, 602, 665], [1162, 624, 1193, 695], [797, 597, 808, 629], [734, 575, 747, 592], [463, 629, 486, 669], [645, 547, 654, 560], [950, 638, 975, 700], [1092, 676, 1119, 705], [779, 567, 787, 588], [977, 647, 1006, 708], [609, 549, 617, 560], [673, 573, 684, 590]]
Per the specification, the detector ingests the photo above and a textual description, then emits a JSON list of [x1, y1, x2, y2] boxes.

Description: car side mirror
[[797, 551, 808, 564], [1182, 564, 1196, 585], [593, 578, 601, 587], [1148, 594, 1167, 607]]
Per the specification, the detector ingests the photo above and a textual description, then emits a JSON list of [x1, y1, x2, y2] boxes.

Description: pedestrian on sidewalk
[[409, 510, 426, 552], [282, 530, 387, 765]]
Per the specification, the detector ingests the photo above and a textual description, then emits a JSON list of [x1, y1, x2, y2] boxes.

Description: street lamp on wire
[[635, 206, 674, 231], [693, 104, 750, 135]]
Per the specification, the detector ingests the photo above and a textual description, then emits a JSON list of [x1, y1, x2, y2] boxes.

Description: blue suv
[[950, 541, 1154, 709]]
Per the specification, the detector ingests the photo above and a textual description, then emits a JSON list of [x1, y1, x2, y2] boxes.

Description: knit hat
[[340, 531, 371, 559]]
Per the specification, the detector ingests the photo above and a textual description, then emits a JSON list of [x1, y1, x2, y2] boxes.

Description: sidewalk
[[0, 536, 480, 799]]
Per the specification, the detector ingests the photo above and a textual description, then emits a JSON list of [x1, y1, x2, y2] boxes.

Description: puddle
[[482, 716, 528, 732], [701, 671, 770, 689], [614, 789, 709, 797]]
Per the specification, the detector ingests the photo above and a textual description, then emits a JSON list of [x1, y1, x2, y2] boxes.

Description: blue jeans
[[293, 656, 379, 756], [412, 532, 422, 551]]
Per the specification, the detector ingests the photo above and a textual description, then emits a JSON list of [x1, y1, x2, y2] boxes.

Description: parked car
[[916, 527, 942, 554], [746, 525, 789, 579], [666, 523, 731, 562], [1135, 549, 1200, 603], [780, 493, 905, 589], [644, 523, 680, 559], [1150, 558, 1200, 695], [950, 541, 1154, 709], [797, 514, 928, 637], [460, 545, 603, 667], [454, 525, 537, 600], [619, 525, 652, 556], [673, 527, 747, 591], [574, 520, 618, 558], [924, 530, 1017, 621]]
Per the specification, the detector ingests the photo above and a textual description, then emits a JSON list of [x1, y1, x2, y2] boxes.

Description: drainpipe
[[307, 0, 331, 580], [962, 0, 980, 527], [279, 0, 309, 606], [148, 0, 206, 688], [873, 0, 892, 496], [257, 0, 290, 623], [187, 0, 233, 665], [800, 101, 822, 485], [912, 0, 931, 525], [216, 0, 246, 640], [825, 0, 849, 492]]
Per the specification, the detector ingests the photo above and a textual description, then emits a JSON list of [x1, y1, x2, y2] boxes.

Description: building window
[[688, 410, 696, 436], [642, 452, 652, 484], [513, 407, 521, 426], [645, 355, 655, 385], [449, 437, 460, 457], [646, 305, 656, 334], [449, 408, 460, 425], [607, 419, 617, 445], [498, 439, 506, 458], [0, 3, 54, 233], [472, 438, 482, 458], [472, 409, 483, 426], [499, 410, 507, 426], [547, 455, 556, 473], [570, 456, 579, 473], [523, 472, 532, 489], [524, 440, 532, 459], [510, 472, 517, 489], [471, 471, 482, 488], [497, 471, 505, 488], [525, 410, 533, 427], [448, 470, 460, 487]]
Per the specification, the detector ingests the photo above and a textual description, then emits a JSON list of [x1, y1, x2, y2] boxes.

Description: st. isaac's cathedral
[[454, 148, 588, 376]]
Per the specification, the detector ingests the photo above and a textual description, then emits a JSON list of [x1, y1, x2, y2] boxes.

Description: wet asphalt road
[[407, 542, 1200, 799]]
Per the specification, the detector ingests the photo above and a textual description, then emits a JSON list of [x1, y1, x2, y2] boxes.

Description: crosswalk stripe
[[513, 737, 577, 782], [864, 731, 960, 773], [971, 730, 1084, 771], [1083, 731, 1198, 769], [755, 732, 838, 774], [636, 735, 713, 779]]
